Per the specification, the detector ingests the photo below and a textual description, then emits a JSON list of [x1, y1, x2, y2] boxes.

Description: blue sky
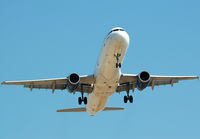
[[0, 0, 200, 138]]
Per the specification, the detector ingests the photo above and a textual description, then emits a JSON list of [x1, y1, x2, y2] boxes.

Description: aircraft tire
[[116, 63, 118, 68], [124, 96, 128, 103], [119, 63, 121, 68], [78, 97, 82, 105], [84, 97, 87, 105], [129, 95, 133, 103]]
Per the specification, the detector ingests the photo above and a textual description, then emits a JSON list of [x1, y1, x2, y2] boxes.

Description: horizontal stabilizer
[[57, 107, 86, 112], [103, 107, 124, 111], [56, 107, 124, 112]]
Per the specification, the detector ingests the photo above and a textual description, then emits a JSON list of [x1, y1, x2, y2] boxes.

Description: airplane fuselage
[[86, 29, 130, 115]]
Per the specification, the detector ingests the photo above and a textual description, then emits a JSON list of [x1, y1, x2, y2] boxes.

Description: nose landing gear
[[116, 63, 121, 68], [114, 53, 121, 68]]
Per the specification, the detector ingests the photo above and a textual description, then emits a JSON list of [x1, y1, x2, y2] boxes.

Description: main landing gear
[[78, 93, 87, 105], [114, 53, 121, 68], [123, 83, 133, 103], [124, 95, 133, 103]]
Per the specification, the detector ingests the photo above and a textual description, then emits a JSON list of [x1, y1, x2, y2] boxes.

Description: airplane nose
[[110, 31, 129, 46]]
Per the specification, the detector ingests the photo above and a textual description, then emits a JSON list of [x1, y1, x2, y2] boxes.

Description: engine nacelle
[[67, 73, 80, 92], [137, 71, 151, 91]]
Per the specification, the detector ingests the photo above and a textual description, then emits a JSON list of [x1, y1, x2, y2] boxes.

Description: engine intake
[[67, 73, 80, 92], [137, 71, 151, 91]]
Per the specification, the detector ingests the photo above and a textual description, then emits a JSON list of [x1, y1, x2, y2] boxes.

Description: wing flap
[[24, 84, 66, 90], [23, 84, 93, 93], [149, 80, 179, 86]]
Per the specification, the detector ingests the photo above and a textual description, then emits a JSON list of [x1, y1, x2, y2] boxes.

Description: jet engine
[[137, 71, 151, 91], [67, 73, 80, 92]]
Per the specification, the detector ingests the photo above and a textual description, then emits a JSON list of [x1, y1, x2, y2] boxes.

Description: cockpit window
[[108, 28, 125, 35]]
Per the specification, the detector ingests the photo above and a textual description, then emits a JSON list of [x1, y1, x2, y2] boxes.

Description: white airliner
[[2, 27, 199, 115]]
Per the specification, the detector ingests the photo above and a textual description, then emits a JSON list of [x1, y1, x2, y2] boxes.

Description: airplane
[[1, 27, 199, 116]]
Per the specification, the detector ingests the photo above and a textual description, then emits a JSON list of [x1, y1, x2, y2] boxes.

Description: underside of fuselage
[[86, 28, 130, 115]]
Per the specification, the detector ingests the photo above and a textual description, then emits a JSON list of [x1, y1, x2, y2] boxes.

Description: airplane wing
[[1, 75, 94, 93], [117, 74, 199, 92]]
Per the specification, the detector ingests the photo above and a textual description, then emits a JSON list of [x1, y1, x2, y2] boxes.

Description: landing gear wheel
[[124, 96, 128, 103], [129, 95, 133, 103], [84, 97, 87, 105], [114, 53, 121, 68], [116, 63, 118, 68], [118, 63, 121, 68], [78, 97, 82, 105]]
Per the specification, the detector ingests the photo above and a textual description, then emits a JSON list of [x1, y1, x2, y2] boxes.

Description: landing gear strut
[[78, 92, 87, 105], [123, 83, 133, 103], [114, 53, 121, 68]]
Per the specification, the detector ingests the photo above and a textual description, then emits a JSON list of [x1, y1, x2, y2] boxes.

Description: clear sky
[[0, 0, 200, 139]]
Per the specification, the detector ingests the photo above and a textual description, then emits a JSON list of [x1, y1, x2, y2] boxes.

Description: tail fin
[[56, 107, 124, 112]]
